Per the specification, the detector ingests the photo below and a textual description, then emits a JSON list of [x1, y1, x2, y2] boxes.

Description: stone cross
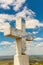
[[4, 17, 33, 65]]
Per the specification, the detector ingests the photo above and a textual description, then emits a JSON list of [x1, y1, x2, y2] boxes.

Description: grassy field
[[0, 60, 13, 65], [0, 60, 43, 65], [0, 55, 43, 65], [30, 62, 43, 65]]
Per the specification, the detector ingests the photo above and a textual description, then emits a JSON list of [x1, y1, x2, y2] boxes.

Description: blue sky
[[27, 0, 43, 21], [0, 0, 43, 56]]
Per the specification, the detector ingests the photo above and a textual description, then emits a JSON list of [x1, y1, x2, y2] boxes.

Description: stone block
[[14, 55, 29, 65]]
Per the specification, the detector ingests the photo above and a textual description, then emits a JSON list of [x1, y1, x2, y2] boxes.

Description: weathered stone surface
[[4, 27, 33, 40], [4, 18, 33, 65], [14, 55, 29, 65]]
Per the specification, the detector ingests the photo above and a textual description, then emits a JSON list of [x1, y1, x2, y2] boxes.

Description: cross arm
[[4, 26, 33, 40], [4, 26, 27, 39], [4, 26, 22, 38], [23, 33, 34, 41]]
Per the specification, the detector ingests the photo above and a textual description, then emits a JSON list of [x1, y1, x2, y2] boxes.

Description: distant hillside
[[0, 55, 13, 60], [0, 55, 43, 61], [30, 55, 43, 62]]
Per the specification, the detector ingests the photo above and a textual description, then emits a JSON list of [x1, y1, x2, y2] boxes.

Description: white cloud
[[0, 0, 13, 4], [0, 0, 26, 11], [0, 41, 16, 47], [15, 6, 35, 20], [0, 0, 35, 21], [13, 0, 26, 11], [0, 7, 35, 21], [0, 0, 43, 56], [0, 14, 43, 32], [0, 48, 2, 50], [0, 14, 16, 21], [0, 0, 43, 30], [36, 42, 43, 47], [32, 31, 38, 34], [26, 46, 43, 55], [10, 41, 16, 48], [26, 41, 43, 55], [0, 41, 43, 55], [26, 19, 43, 28], [0, 14, 16, 32], [26, 41, 43, 48], [0, 0, 13, 9], [34, 37, 43, 41], [26, 41, 36, 47], [10, 44, 16, 48], [0, 42, 15, 56], [0, 4, 10, 9], [0, 22, 10, 32], [0, 41, 11, 45], [0, 9, 34, 32]]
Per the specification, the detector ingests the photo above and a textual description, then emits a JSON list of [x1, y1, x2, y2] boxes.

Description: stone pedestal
[[14, 55, 29, 65]]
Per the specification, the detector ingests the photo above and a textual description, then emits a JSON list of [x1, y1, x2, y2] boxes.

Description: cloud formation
[[0, 41, 43, 55], [0, 41, 11, 45], [0, 14, 16, 32], [13, 0, 26, 11], [0, 14, 16, 21], [34, 37, 43, 41], [26, 19, 43, 28], [0, 0, 13, 9], [15, 6, 35, 19], [0, 41, 15, 56], [36, 42, 43, 47], [0, 41, 16, 49], [0, 10, 35, 32], [0, 0, 26, 11], [0, 14, 43, 33], [32, 31, 38, 34], [0, 0, 42, 32], [0, 0, 43, 30], [0, 0, 43, 56]]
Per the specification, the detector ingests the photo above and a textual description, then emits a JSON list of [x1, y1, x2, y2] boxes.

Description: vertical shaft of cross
[[21, 38, 26, 54], [16, 38, 22, 55], [21, 18, 25, 32], [21, 18, 26, 54], [4, 17, 33, 65], [16, 18, 26, 55]]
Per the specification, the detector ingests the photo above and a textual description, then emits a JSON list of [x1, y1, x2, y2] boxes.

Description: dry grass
[[0, 60, 13, 65], [0, 59, 43, 65], [30, 62, 43, 65]]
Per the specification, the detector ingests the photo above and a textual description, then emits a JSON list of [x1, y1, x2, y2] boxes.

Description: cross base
[[14, 55, 29, 65]]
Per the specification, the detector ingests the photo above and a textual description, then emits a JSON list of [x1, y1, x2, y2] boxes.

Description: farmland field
[[30, 60, 43, 65], [0, 55, 43, 65], [0, 60, 43, 65], [0, 60, 13, 65]]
